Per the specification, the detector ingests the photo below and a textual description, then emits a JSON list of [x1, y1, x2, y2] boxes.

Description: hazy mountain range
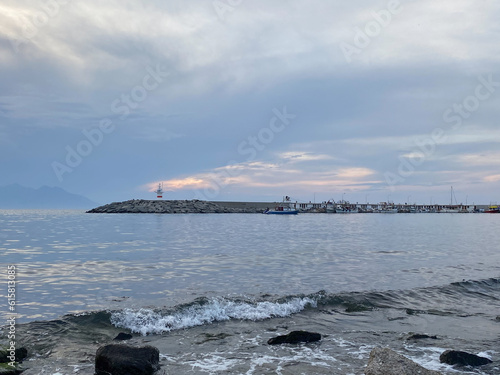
[[0, 184, 98, 209]]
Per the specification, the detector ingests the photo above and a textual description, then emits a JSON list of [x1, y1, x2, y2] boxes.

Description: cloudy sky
[[1, 0, 499, 205]]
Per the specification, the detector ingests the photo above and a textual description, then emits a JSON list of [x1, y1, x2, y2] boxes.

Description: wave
[[110, 296, 317, 335], [102, 277, 500, 336], [314, 277, 500, 318]]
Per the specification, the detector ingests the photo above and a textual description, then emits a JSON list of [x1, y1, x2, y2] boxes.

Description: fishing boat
[[326, 201, 335, 213], [333, 199, 358, 213], [485, 205, 499, 213], [335, 205, 358, 213], [440, 207, 460, 213], [378, 207, 398, 213], [264, 196, 299, 215]]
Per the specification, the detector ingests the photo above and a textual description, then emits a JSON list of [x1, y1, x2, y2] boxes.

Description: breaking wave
[[110, 296, 317, 335], [109, 277, 500, 335]]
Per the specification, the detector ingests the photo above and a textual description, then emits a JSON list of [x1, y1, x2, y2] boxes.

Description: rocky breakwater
[[87, 199, 265, 214]]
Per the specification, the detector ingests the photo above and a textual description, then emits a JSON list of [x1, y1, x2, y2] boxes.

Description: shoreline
[[9, 306, 494, 375]]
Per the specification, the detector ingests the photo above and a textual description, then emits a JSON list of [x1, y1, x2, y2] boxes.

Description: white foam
[[245, 347, 336, 374], [331, 337, 373, 360], [189, 354, 242, 373], [477, 350, 496, 359], [110, 296, 316, 335]]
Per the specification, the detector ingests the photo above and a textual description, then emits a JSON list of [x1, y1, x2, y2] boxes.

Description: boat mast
[[450, 186, 458, 206]]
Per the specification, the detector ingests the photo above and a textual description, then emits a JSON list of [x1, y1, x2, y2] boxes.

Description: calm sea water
[[1, 210, 499, 374]]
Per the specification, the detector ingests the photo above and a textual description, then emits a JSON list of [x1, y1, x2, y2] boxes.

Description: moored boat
[[335, 205, 359, 213], [440, 186, 461, 213], [484, 205, 499, 213], [264, 196, 299, 215], [440, 207, 460, 213], [334, 200, 358, 213], [378, 208, 398, 213], [326, 201, 335, 213]]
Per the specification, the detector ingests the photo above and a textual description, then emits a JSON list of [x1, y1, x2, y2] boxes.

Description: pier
[[221, 201, 493, 213]]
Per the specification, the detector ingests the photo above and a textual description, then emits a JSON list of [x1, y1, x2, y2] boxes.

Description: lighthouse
[[155, 183, 163, 199]]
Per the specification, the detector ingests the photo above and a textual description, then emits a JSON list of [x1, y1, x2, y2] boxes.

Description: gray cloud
[[0, 0, 499, 204]]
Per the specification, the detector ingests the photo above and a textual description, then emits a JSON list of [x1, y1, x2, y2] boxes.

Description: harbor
[[86, 198, 499, 214], [112, 183, 499, 214], [295, 200, 497, 213], [219, 200, 498, 214]]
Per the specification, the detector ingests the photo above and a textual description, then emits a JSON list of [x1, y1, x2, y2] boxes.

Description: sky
[[1, 0, 499, 205]]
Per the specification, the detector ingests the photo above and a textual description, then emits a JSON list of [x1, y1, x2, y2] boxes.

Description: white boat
[[264, 196, 299, 215], [326, 201, 335, 213], [334, 200, 358, 213], [335, 206, 358, 213], [378, 208, 398, 213]]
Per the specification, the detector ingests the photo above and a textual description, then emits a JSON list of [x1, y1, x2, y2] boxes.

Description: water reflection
[[1, 210, 499, 322]]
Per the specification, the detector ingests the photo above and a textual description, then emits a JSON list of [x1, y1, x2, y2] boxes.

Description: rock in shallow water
[[113, 332, 133, 341], [406, 333, 438, 340], [0, 346, 27, 375], [0, 363, 24, 375], [267, 331, 321, 345], [0, 347, 27, 364], [439, 350, 492, 366], [365, 347, 442, 375], [95, 344, 160, 375]]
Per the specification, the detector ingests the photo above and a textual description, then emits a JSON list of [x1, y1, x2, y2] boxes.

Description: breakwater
[[86, 199, 272, 214], [87, 199, 493, 214]]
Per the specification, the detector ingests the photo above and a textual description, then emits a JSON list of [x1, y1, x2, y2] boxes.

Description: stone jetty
[[87, 199, 493, 214], [87, 199, 272, 214]]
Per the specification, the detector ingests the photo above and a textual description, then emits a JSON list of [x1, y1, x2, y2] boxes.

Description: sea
[[1, 209, 499, 374]]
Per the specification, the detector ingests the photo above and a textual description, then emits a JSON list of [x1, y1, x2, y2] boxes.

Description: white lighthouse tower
[[155, 183, 163, 199]]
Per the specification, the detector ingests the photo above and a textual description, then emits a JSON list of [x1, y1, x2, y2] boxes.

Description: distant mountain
[[0, 184, 98, 209]]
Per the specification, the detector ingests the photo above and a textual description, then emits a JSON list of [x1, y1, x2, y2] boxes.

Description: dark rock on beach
[[0, 363, 23, 375], [87, 199, 270, 214], [0, 346, 27, 375], [406, 333, 438, 340], [0, 346, 26, 374], [113, 332, 133, 341], [0, 347, 27, 364], [365, 347, 442, 375], [95, 344, 160, 375], [267, 331, 321, 345], [439, 350, 492, 366]]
